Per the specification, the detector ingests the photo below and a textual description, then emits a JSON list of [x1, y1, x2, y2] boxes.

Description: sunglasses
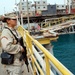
[[11, 19, 17, 20], [7, 18, 17, 21]]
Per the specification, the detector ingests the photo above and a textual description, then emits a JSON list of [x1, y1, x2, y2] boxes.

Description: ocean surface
[[52, 33, 75, 74]]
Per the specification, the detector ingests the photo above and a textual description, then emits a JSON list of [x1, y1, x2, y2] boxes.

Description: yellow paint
[[45, 55, 50, 75], [37, 37, 58, 44], [17, 26, 73, 75]]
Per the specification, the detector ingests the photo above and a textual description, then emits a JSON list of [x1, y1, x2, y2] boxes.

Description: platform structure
[[0, 15, 74, 75]]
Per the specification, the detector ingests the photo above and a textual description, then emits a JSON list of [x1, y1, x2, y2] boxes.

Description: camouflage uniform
[[1, 25, 25, 75]]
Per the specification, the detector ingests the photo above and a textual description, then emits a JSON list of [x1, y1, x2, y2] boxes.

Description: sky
[[0, 0, 67, 15]]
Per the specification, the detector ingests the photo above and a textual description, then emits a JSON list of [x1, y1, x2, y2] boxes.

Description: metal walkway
[[41, 20, 75, 35]]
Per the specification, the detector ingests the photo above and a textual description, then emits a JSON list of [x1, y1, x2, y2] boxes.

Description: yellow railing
[[17, 26, 73, 75]]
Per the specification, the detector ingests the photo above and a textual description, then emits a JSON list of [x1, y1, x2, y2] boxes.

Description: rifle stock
[[19, 37, 29, 72]]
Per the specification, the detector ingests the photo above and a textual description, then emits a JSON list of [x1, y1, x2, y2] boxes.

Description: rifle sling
[[4, 27, 18, 43]]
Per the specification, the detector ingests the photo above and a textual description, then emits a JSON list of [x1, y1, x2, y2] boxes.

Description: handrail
[[41, 14, 75, 28], [17, 26, 73, 75]]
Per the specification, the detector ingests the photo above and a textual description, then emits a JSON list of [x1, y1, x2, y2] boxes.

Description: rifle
[[19, 37, 29, 72]]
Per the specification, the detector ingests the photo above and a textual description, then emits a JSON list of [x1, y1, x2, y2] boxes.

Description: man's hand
[[20, 46, 24, 52]]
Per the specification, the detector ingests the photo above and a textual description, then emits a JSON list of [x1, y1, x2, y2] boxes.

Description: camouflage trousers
[[4, 64, 26, 75]]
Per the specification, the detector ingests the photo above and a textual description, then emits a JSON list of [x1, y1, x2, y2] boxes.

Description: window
[[28, 2, 29, 4], [28, 8, 30, 9], [38, 2, 40, 4], [38, 7, 40, 9], [22, 3, 24, 5], [22, 8, 24, 10], [57, 6, 59, 7], [62, 5, 64, 7], [43, 6, 46, 8], [51, 6, 53, 8], [43, 1, 45, 4]]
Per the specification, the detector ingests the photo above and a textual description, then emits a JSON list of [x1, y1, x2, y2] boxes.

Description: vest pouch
[[1, 52, 14, 65]]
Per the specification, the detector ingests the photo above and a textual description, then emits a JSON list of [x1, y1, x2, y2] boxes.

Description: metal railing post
[[26, 33, 36, 75], [45, 55, 50, 75]]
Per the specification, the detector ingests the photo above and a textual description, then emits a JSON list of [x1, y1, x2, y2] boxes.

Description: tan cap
[[1, 14, 17, 22]]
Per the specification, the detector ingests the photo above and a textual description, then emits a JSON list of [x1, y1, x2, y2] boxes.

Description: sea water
[[52, 33, 75, 74]]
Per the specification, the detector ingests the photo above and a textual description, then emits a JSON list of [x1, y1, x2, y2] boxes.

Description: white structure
[[56, 5, 66, 14], [72, 0, 75, 9], [67, 0, 71, 13], [18, 0, 47, 16], [18, 0, 35, 16], [56, 5, 66, 10], [19, 1, 33, 11], [35, 0, 47, 10]]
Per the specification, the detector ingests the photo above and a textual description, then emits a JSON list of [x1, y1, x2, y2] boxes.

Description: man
[[0, 15, 26, 75]]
